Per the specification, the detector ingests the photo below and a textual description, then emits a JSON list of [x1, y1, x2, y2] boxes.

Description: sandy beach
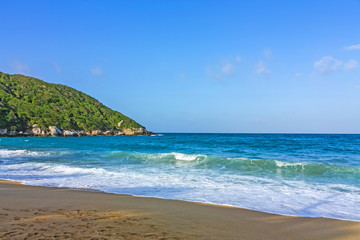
[[0, 180, 359, 239]]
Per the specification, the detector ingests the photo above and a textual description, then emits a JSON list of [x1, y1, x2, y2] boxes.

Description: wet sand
[[1, 180, 360, 240]]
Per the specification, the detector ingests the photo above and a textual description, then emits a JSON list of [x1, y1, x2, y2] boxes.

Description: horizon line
[[155, 132, 360, 135]]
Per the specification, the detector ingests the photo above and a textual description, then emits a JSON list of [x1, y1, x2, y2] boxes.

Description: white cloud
[[12, 61, 29, 74], [344, 59, 358, 71], [256, 61, 270, 75], [314, 56, 342, 74], [294, 72, 302, 77], [91, 66, 103, 75], [345, 44, 360, 50], [206, 59, 238, 82], [264, 48, 272, 59], [221, 63, 234, 75]]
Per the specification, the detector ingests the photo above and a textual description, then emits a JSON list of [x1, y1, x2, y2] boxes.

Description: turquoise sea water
[[1, 134, 360, 221]]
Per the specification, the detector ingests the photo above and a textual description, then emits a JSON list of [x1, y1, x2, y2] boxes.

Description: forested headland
[[0, 72, 151, 136]]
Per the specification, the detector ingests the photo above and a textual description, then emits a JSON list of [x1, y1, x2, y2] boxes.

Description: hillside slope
[[0, 72, 150, 136]]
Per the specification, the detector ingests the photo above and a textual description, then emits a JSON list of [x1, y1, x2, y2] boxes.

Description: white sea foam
[[1, 162, 107, 176], [170, 152, 205, 161], [0, 149, 50, 158], [275, 160, 307, 167], [130, 152, 205, 162], [2, 161, 360, 221]]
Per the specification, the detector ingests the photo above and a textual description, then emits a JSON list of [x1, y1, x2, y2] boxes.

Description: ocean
[[0, 133, 359, 221]]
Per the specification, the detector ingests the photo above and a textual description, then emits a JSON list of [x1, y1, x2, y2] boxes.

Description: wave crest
[[0, 149, 50, 158], [106, 151, 360, 178]]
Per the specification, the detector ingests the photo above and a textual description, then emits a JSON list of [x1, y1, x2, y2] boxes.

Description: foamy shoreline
[[7, 177, 360, 223], [1, 179, 360, 240]]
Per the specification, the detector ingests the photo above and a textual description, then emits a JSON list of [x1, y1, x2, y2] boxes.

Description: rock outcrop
[[0, 124, 154, 137], [32, 124, 42, 135], [63, 130, 77, 137], [122, 127, 148, 135], [0, 129, 8, 135], [104, 130, 113, 136], [9, 131, 18, 136], [49, 126, 62, 136], [91, 130, 103, 136], [76, 130, 86, 136]]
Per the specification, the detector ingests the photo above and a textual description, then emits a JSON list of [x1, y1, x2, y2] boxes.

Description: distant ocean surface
[[1, 134, 360, 221]]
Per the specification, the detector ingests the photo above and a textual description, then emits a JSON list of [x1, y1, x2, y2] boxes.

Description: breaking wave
[[0, 149, 50, 158], [1, 146, 360, 221]]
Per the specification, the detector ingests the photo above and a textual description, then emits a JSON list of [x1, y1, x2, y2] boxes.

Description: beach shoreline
[[1, 179, 360, 239]]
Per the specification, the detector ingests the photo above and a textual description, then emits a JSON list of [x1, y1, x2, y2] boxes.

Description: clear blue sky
[[1, 0, 360, 133]]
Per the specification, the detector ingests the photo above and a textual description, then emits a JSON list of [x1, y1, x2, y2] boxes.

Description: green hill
[[0, 72, 149, 136]]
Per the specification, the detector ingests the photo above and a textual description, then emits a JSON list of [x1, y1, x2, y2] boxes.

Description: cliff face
[[0, 72, 153, 136]]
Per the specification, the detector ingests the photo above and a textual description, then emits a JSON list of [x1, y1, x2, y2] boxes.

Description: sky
[[1, 0, 360, 133]]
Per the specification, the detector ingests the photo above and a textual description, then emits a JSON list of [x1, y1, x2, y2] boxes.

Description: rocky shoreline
[[0, 124, 155, 137]]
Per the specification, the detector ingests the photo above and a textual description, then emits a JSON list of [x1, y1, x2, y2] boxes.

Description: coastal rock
[[0, 125, 152, 137], [41, 130, 48, 136], [122, 127, 147, 136], [63, 130, 77, 137], [9, 130, 18, 136], [32, 124, 42, 136], [91, 130, 103, 136], [104, 130, 113, 136], [115, 131, 125, 136], [49, 126, 62, 136], [77, 130, 86, 136], [18, 131, 28, 136], [25, 129, 33, 136], [134, 127, 146, 135], [122, 128, 134, 135], [0, 128, 8, 135], [31, 128, 48, 136], [34, 129, 42, 135]]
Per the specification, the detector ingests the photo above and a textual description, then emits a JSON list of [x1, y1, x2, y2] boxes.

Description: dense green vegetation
[[0, 72, 143, 131]]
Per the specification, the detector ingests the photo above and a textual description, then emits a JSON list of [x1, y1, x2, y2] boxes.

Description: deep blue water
[[0, 133, 360, 221]]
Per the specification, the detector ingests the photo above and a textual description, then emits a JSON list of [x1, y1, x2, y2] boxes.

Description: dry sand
[[1, 180, 360, 240]]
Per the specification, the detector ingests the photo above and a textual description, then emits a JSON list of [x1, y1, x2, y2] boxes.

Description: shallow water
[[1, 134, 360, 221]]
